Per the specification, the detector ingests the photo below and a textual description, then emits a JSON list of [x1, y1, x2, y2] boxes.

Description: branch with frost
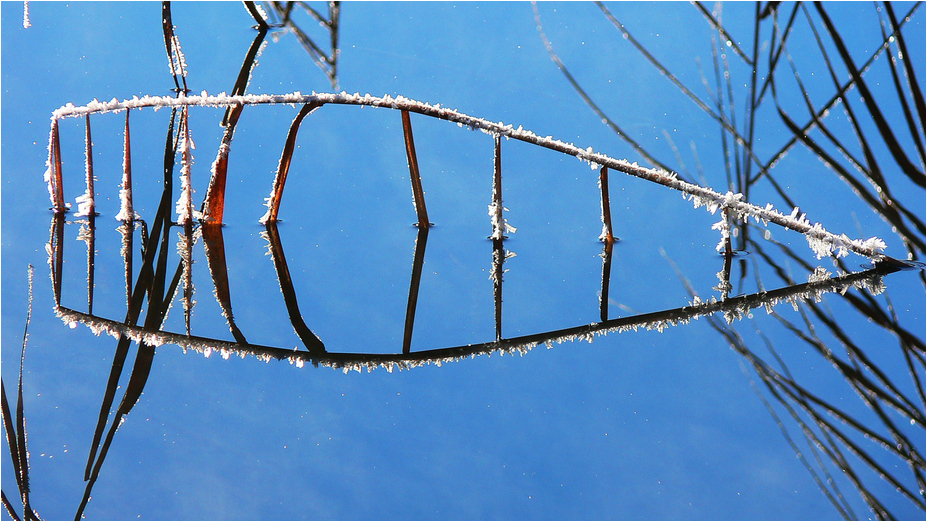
[[48, 91, 887, 259]]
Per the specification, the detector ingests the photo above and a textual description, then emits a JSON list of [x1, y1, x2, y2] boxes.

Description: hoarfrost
[[114, 186, 139, 222], [808, 266, 832, 283], [169, 34, 189, 79], [74, 192, 94, 218]]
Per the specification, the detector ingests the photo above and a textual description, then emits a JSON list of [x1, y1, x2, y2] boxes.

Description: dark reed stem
[[877, 3, 926, 162], [243, 1, 269, 29], [55, 262, 902, 372], [0, 267, 38, 520], [162, 1, 188, 94], [492, 238, 505, 342], [121, 223, 134, 313], [883, 2, 925, 133], [815, 3, 924, 186], [222, 11, 267, 126], [534, 2, 681, 178]]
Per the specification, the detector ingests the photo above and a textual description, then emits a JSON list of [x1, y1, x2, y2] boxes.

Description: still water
[[2, 2, 924, 520]]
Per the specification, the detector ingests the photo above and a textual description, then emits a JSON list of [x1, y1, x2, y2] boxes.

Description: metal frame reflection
[[45, 190, 923, 519]]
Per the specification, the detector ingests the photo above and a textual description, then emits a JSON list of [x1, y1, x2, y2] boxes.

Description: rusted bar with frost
[[76, 114, 96, 217], [489, 135, 515, 240], [116, 110, 135, 222], [176, 107, 195, 225], [46, 119, 66, 212], [599, 166, 615, 244], [491, 136, 504, 238], [401, 110, 430, 228], [260, 101, 322, 224], [202, 104, 244, 224]]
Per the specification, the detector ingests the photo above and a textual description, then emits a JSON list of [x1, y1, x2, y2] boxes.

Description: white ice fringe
[[48, 92, 886, 259]]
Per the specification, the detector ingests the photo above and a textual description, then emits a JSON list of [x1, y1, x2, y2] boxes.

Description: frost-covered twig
[[48, 91, 888, 259]]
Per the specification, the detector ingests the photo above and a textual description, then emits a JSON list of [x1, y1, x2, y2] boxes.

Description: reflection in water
[[5, 4, 924, 520], [261, 221, 325, 353], [48, 210, 909, 370], [40, 189, 924, 518]]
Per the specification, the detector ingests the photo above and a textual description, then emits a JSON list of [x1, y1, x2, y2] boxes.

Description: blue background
[[2, 2, 924, 520]]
